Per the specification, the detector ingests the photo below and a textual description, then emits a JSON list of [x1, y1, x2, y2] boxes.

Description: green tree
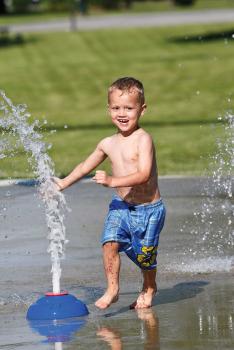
[[101, 0, 120, 9]]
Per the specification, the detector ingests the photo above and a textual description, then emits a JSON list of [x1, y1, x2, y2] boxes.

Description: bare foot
[[95, 291, 119, 309], [130, 288, 156, 309]]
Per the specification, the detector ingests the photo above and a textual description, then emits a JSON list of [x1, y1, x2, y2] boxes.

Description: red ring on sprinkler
[[45, 291, 68, 296]]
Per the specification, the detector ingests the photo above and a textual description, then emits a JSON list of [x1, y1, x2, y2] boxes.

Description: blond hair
[[108, 77, 145, 104]]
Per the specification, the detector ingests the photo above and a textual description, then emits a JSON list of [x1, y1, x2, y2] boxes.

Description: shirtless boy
[[55, 77, 166, 309]]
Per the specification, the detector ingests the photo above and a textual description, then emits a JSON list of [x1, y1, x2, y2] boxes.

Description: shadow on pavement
[[103, 280, 209, 317], [154, 280, 209, 305]]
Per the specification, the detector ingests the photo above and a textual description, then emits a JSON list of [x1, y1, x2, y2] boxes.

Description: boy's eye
[[112, 107, 119, 110]]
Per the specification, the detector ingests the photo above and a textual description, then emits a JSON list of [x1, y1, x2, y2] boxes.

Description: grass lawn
[[0, 22, 233, 177], [0, 122, 226, 178], [1, 0, 234, 25]]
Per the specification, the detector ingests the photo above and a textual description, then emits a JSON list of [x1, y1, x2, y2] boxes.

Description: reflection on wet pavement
[[97, 309, 159, 350]]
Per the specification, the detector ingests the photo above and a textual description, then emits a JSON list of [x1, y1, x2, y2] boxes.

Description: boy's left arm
[[93, 134, 154, 188]]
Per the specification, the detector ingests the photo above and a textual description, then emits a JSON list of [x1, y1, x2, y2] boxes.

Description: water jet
[[0, 92, 89, 320]]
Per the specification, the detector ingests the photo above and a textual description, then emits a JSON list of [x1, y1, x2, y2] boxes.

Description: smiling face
[[108, 88, 146, 136]]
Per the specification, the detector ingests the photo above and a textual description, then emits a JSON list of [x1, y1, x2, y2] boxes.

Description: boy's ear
[[141, 104, 147, 116]]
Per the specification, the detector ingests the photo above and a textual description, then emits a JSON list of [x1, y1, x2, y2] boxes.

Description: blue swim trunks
[[101, 195, 166, 270]]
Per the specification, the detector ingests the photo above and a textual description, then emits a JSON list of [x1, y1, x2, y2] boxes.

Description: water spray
[[179, 113, 233, 273], [0, 92, 88, 319]]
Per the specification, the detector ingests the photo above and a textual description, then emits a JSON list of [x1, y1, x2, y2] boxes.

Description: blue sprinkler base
[[27, 292, 89, 320]]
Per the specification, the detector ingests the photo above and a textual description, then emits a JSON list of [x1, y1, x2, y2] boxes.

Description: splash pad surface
[[0, 179, 233, 349]]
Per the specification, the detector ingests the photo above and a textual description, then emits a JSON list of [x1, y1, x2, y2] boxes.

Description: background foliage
[[0, 21, 233, 177], [0, 0, 197, 14]]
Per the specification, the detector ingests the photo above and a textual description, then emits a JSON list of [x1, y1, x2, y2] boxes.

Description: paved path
[[0, 177, 233, 349], [7, 9, 234, 33]]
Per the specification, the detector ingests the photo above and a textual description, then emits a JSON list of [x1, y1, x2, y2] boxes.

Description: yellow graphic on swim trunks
[[137, 246, 157, 267]]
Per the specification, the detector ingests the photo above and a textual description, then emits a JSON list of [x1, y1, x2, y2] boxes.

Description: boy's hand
[[52, 177, 65, 191], [93, 170, 112, 187]]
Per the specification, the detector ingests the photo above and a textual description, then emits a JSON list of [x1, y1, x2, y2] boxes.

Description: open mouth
[[117, 119, 129, 125]]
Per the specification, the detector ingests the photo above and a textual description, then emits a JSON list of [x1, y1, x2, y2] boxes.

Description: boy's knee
[[103, 241, 120, 252]]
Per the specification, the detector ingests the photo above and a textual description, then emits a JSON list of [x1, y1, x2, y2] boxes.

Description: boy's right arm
[[54, 140, 108, 191]]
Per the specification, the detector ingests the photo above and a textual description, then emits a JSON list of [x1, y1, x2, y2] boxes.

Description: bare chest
[[108, 139, 139, 166]]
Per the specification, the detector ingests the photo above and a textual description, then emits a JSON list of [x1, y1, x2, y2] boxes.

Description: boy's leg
[[130, 269, 157, 309], [95, 241, 120, 309]]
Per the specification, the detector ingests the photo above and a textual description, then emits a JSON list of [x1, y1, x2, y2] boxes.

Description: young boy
[[55, 77, 166, 309]]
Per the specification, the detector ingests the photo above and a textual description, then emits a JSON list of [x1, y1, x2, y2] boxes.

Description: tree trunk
[[124, 0, 133, 9], [0, 0, 7, 14]]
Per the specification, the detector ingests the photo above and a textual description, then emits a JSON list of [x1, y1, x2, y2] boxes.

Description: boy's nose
[[118, 108, 126, 116]]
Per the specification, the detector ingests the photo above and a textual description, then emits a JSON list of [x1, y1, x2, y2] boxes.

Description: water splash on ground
[[193, 114, 233, 252], [0, 92, 68, 293], [175, 114, 233, 273]]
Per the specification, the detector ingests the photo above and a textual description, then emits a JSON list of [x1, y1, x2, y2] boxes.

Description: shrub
[[12, 0, 31, 12], [173, 0, 196, 6]]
